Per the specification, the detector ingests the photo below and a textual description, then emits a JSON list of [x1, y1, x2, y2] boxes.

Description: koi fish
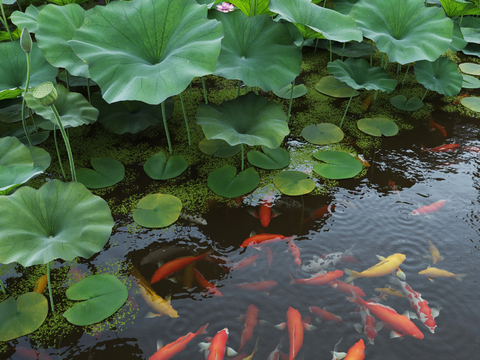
[[261, 245, 273, 273], [131, 265, 179, 318], [238, 304, 258, 351], [344, 253, 406, 283], [329, 280, 366, 297], [302, 203, 335, 224], [301, 245, 354, 273], [274, 197, 304, 211], [151, 250, 213, 284], [199, 328, 237, 360], [233, 280, 278, 293], [418, 266, 466, 281], [33, 274, 48, 294], [332, 338, 365, 360], [232, 337, 259, 360], [240, 234, 293, 248], [14, 346, 53, 360], [141, 246, 195, 266], [248, 192, 279, 227], [424, 239, 444, 264], [68, 267, 85, 283], [452, 93, 468, 104], [348, 291, 424, 339], [179, 212, 207, 225], [374, 285, 406, 298], [228, 255, 259, 271], [410, 199, 447, 215], [353, 305, 383, 345], [290, 270, 344, 286], [362, 95, 372, 111], [309, 306, 344, 324], [428, 118, 447, 137], [275, 307, 316, 360], [421, 143, 459, 152], [389, 277, 441, 334], [267, 338, 289, 360], [287, 239, 301, 268], [354, 154, 371, 167], [389, 180, 399, 195], [194, 267, 223, 297], [150, 323, 208, 360], [462, 145, 480, 152]]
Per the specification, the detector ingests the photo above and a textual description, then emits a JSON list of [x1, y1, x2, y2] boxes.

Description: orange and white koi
[[309, 306, 344, 324], [410, 199, 447, 215], [150, 323, 208, 360], [199, 328, 237, 360], [240, 234, 293, 248], [290, 270, 344, 286], [33, 274, 48, 294], [389, 180, 399, 194], [328, 280, 366, 297], [151, 250, 213, 284], [425, 239, 444, 264], [353, 305, 383, 345], [194, 267, 223, 297], [287, 239, 301, 268], [233, 280, 278, 293], [332, 338, 365, 360], [421, 143, 459, 152], [428, 118, 447, 137], [238, 304, 258, 351], [418, 266, 466, 281], [344, 253, 406, 283]]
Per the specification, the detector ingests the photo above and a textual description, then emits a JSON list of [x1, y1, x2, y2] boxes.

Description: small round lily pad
[[273, 171, 315, 196], [247, 146, 290, 170], [144, 152, 188, 180], [273, 83, 308, 99], [389, 95, 424, 111], [76, 158, 125, 189], [461, 96, 480, 112], [459, 62, 480, 75], [357, 118, 399, 137], [315, 76, 360, 98], [301, 123, 344, 145], [313, 150, 363, 179], [133, 194, 182, 228], [462, 74, 480, 89], [207, 165, 260, 198]]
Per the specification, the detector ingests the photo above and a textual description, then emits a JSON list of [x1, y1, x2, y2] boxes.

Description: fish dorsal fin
[[375, 255, 385, 261], [156, 340, 163, 351], [226, 347, 238, 356], [353, 323, 363, 333]]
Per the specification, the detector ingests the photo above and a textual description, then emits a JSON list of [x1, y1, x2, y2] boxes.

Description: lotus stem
[[179, 92, 191, 146], [249, 0, 254, 16], [161, 101, 173, 154], [65, 71, 70, 91], [241, 144, 245, 171], [397, 63, 401, 74], [201, 77, 208, 104], [402, 64, 411, 85], [21, 52, 33, 146], [47, 262, 54, 312], [51, 105, 76, 181], [0, 279, 6, 294], [0, 2, 13, 41], [299, 38, 305, 50], [314, 38, 319, 54], [329, 40, 333, 62], [421, 89, 428, 101], [53, 124, 67, 179], [86, 78, 91, 103], [189, 82, 192, 96], [381, 53, 384, 67], [370, 42, 373, 66], [287, 81, 294, 123], [460, 15, 463, 26], [374, 89, 378, 101], [237, 80, 241, 98], [341, 42, 345, 61], [340, 92, 354, 128], [383, 57, 389, 69]]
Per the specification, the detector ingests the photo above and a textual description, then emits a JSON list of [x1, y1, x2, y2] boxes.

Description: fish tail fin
[[197, 323, 209, 336], [145, 312, 161, 318], [455, 273, 467, 282], [343, 269, 358, 283], [289, 274, 299, 285], [202, 249, 215, 262]]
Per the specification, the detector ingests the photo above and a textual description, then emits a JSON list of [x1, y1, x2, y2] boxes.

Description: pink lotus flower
[[216, 2, 234, 13]]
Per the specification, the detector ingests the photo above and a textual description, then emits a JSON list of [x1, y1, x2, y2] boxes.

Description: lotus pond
[[1, 0, 480, 359]]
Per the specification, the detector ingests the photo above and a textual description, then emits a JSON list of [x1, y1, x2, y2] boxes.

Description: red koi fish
[[233, 280, 278, 293], [194, 267, 222, 297], [238, 304, 258, 351], [428, 118, 447, 137], [15, 347, 53, 360], [259, 192, 275, 227], [353, 305, 383, 345], [333, 339, 365, 360], [33, 274, 48, 294], [348, 291, 424, 339], [328, 280, 366, 297], [229, 255, 259, 271], [389, 180, 399, 194], [240, 234, 292, 248], [302, 204, 335, 225], [290, 270, 344, 286], [287, 239, 301, 268], [462, 145, 480, 152], [410, 199, 447, 215], [199, 328, 237, 360], [150, 323, 209, 360], [261, 245, 273, 273], [452, 93, 468, 104], [421, 143, 459, 152], [309, 306, 344, 323], [151, 250, 213, 284]]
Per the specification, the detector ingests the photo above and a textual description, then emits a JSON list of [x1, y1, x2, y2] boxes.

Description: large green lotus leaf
[[2, 126, 50, 147], [459, 16, 480, 44], [63, 275, 128, 326], [462, 74, 480, 89], [144, 152, 188, 180], [357, 118, 398, 137], [315, 76, 360, 98], [327, 58, 397, 92], [0, 180, 114, 267], [462, 43, 480, 57], [58, 72, 97, 87], [330, 41, 377, 58], [198, 138, 242, 158], [414, 57, 463, 97], [0, 136, 33, 167], [212, 11, 301, 91], [133, 194, 182, 228], [25, 84, 98, 130], [459, 62, 480, 75], [440, 0, 480, 16], [229, 0, 272, 16], [461, 96, 480, 111], [91, 94, 173, 134], [77, 158, 125, 189], [0, 89, 24, 101], [247, 146, 290, 170], [313, 151, 363, 179], [449, 20, 468, 52], [196, 92, 289, 148], [29, 146, 51, 172], [2, 0, 17, 4], [0, 293, 48, 341], [269, 0, 363, 42], [273, 171, 315, 196], [0, 166, 44, 193], [334, 0, 359, 15], [36, 4, 89, 78], [0, 103, 23, 123], [351, 0, 453, 64], [207, 165, 260, 198], [389, 95, 424, 111], [273, 83, 307, 99], [301, 123, 344, 145], [0, 41, 57, 94], [11, 5, 46, 33], [68, 0, 223, 104]]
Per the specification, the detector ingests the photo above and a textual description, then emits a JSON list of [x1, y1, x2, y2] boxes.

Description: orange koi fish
[[290, 270, 344, 286], [348, 291, 424, 339], [309, 306, 344, 323], [232, 338, 258, 360], [328, 280, 366, 297], [194, 267, 222, 297], [259, 193, 275, 227], [302, 203, 334, 224], [344, 253, 406, 283], [228, 255, 259, 271], [238, 304, 258, 351], [151, 250, 213, 284], [362, 95, 372, 111], [150, 323, 208, 360], [418, 266, 466, 281], [389, 180, 399, 194], [233, 280, 278, 293], [275, 307, 315, 360], [69, 267, 85, 283], [33, 275, 48, 294], [452, 93, 468, 104], [199, 328, 237, 360], [287, 239, 301, 268], [355, 154, 371, 167], [332, 338, 365, 360], [462, 145, 480, 152], [410, 199, 447, 215], [240, 234, 292, 248], [428, 118, 447, 137], [267, 339, 289, 360], [15, 346, 53, 360], [421, 143, 459, 152], [424, 239, 444, 264]]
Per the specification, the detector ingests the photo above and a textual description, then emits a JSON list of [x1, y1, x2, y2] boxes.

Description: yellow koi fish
[[423, 240, 444, 264], [131, 265, 179, 318], [375, 285, 406, 298], [418, 267, 466, 282], [344, 253, 406, 283]]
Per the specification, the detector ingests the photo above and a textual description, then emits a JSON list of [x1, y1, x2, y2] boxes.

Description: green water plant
[[389, 95, 424, 112], [301, 123, 344, 145], [198, 138, 242, 158], [247, 146, 290, 170], [460, 96, 480, 111], [207, 165, 260, 198], [315, 76, 360, 98], [462, 75, 480, 89], [357, 118, 398, 137], [313, 150, 362, 179], [10, 4, 45, 33], [459, 63, 480, 75], [414, 57, 463, 99], [77, 158, 125, 189], [20, 27, 33, 146], [273, 171, 315, 196], [144, 152, 188, 181], [133, 194, 182, 228]]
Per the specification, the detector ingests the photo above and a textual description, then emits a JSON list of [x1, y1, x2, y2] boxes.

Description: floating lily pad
[[247, 146, 290, 170], [76, 158, 125, 189], [273, 83, 307, 99], [459, 62, 480, 75], [0, 293, 48, 341], [133, 194, 182, 228], [144, 152, 188, 180], [462, 74, 480, 89], [357, 118, 399, 137], [315, 76, 360, 98], [207, 165, 260, 198], [313, 151, 363, 179], [273, 171, 315, 196], [389, 95, 424, 111], [414, 57, 463, 97], [461, 96, 480, 112], [198, 138, 242, 158], [301, 123, 344, 145], [63, 275, 128, 326]]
